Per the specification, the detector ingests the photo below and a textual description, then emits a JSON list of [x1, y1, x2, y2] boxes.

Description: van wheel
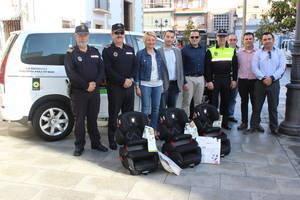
[[32, 102, 74, 141]]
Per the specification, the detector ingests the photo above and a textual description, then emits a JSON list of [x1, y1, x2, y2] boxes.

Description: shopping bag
[[142, 126, 158, 152], [196, 136, 221, 165], [158, 152, 182, 175]]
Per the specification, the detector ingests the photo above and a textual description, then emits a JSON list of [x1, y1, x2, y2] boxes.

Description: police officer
[[64, 24, 108, 156], [102, 23, 136, 150], [205, 29, 238, 130]]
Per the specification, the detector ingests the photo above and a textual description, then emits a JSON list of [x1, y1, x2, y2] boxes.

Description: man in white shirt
[[159, 30, 186, 109]]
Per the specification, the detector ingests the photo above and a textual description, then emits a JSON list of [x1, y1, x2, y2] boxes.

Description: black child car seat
[[115, 111, 159, 175]]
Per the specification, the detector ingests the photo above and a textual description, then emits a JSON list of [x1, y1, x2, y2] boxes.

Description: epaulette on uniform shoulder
[[67, 47, 74, 53]]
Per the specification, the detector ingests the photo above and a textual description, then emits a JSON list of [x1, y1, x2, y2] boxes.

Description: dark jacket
[[102, 43, 136, 86], [64, 45, 105, 91]]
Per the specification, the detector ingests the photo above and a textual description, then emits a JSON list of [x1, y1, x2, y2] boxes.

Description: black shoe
[[270, 129, 281, 137], [237, 123, 248, 130], [109, 141, 117, 150], [228, 117, 238, 123], [256, 125, 265, 133], [246, 128, 256, 133], [73, 148, 84, 156], [221, 124, 231, 130], [92, 143, 108, 152]]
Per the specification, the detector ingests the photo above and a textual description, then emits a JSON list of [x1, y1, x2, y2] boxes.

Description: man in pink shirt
[[236, 32, 260, 131]]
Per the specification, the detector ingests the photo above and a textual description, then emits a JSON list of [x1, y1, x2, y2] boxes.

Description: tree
[[255, 0, 297, 39], [183, 17, 195, 43]]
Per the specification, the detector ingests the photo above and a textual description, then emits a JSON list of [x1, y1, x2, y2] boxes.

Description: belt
[[213, 74, 231, 78], [187, 74, 203, 77]]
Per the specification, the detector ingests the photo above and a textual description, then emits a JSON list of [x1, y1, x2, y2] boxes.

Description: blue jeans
[[228, 87, 238, 117], [140, 85, 162, 129]]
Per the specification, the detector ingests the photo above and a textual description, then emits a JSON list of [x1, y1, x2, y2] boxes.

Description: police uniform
[[205, 30, 238, 129], [102, 23, 136, 150], [64, 24, 107, 156]]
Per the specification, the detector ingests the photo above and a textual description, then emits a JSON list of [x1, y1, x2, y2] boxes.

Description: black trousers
[[107, 84, 134, 143], [211, 77, 231, 124], [71, 89, 101, 149], [238, 78, 256, 124], [160, 81, 180, 110], [250, 80, 280, 131]]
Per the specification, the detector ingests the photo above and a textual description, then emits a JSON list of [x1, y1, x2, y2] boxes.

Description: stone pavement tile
[[267, 154, 293, 166], [251, 193, 300, 200], [0, 151, 41, 165], [164, 173, 219, 188], [242, 143, 285, 156], [276, 179, 300, 195], [281, 145, 300, 160], [114, 167, 168, 183], [245, 163, 299, 179], [65, 160, 121, 178], [0, 181, 43, 200], [221, 174, 279, 194], [278, 136, 300, 146], [75, 175, 136, 198], [223, 152, 269, 164], [251, 193, 282, 200], [0, 164, 42, 182], [192, 161, 246, 176], [290, 159, 300, 175], [228, 132, 280, 146], [230, 142, 243, 152], [31, 188, 96, 200], [189, 187, 251, 200], [25, 169, 84, 189], [127, 180, 190, 200], [30, 156, 73, 171]]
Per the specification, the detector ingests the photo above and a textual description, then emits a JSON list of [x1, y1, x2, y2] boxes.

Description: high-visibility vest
[[208, 46, 235, 62]]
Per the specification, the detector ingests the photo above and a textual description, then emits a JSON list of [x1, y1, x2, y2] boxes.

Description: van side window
[[89, 33, 112, 53], [21, 33, 74, 65]]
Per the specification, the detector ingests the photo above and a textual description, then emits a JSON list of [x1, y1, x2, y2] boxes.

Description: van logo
[[113, 52, 118, 57], [32, 78, 40, 91], [77, 56, 83, 62]]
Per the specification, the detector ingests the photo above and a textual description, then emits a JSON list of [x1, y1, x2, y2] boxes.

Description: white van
[[280, 39, 294, 67], [0, 29, 163, 141]]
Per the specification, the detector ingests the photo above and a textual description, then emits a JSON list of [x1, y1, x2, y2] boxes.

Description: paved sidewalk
[[1, 68, 300, 200]]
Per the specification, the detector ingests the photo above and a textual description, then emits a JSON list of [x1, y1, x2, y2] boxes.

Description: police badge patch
[[113, 52, 118, 57], [214, 52, 218, 56], [77, 56, 82, 62]]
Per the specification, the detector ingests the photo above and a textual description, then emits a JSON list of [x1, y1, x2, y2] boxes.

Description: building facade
[[0, 0, 143, 51]]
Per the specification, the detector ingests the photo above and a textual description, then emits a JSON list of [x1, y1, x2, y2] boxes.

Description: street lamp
[[233, 11, 238, 34], [155, 18, 168, 38], [278, 1, 300, 136]]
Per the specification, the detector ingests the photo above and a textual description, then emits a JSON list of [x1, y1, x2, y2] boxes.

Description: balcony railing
[[144, 2, 172, 9]]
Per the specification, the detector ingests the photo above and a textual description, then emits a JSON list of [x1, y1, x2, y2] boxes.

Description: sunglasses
[[114, 31, 124, 35], [229, 39, 237, 41], [190, 36, 199, 39]]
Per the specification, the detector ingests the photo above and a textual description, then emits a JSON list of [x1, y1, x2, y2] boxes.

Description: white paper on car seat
[[158, 152, 182, 175], [196, 136, 221, 165], [142, 126, 158, 152]]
